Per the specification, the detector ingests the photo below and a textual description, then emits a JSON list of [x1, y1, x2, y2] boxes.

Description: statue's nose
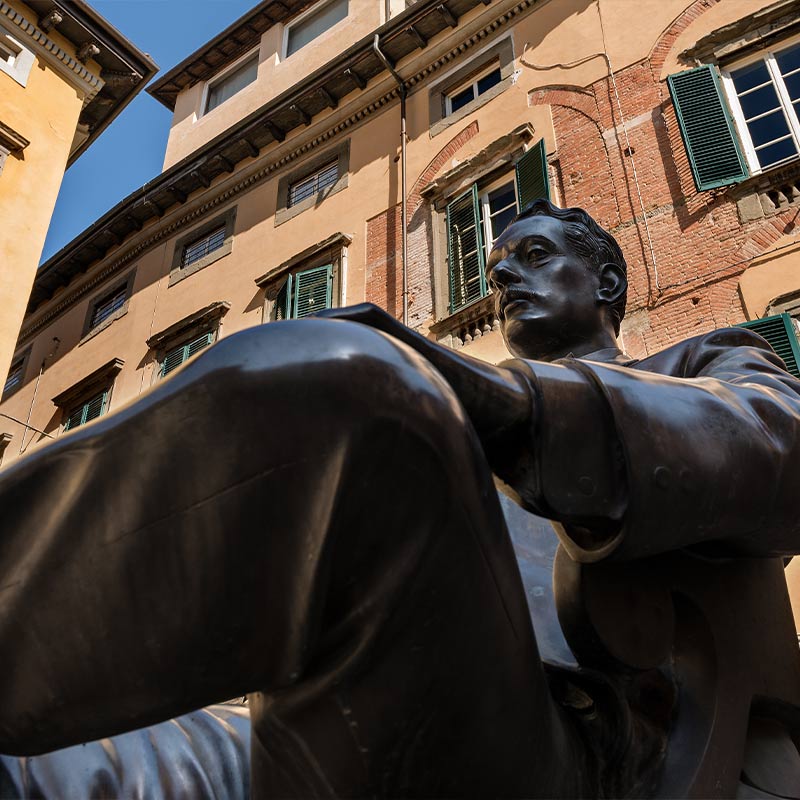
[[488, 260, 520, 289]]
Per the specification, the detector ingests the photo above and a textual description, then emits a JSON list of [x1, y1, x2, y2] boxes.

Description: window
[[274, 264, 333, 319], [276, 141, 349, 225], [3, 358, 24, 397], [205, 53, 258, 114], [2, 347, 30, 400], [0, 32, 21, 66], [429, 39, 514, 137], [668, 35, 800, 190], [160, 332, 214, 378], [723, 42, 800, 174], [64, 391, 107, 431], [285, 0, 348, 58], [82, 272, 135, 340], [445, 62, 502, 116], [169, 208, 236, 286], [258, 233, 349, 320], [288, 161, 338, 208], [446, 139, 549, 313], [738, 313, 800, 378], [182, 225, 226, 268], [0, 26, 34, 87], [52, 358, 123, 434], [147, 302, 229, 381]]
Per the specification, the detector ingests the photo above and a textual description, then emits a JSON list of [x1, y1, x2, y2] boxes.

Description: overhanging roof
[[29, 0, 496, 313], [148, 0, 314, 111], [23, 0, 158, 166]]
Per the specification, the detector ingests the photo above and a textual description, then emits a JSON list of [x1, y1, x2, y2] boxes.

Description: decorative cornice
[[20, 0, 537, 342], [255, 232, 354, 286], [146, 301, 231, 349], [0, 120, 29, 153], [51, 357, 124, 408], [0, 2, 104, 104]]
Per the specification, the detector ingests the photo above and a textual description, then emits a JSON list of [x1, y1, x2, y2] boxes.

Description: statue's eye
[[526, 246, 548, 262]]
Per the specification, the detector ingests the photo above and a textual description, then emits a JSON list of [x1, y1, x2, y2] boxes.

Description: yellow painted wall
[[162, 0, 384, 170], [0, 3, 89, 395]]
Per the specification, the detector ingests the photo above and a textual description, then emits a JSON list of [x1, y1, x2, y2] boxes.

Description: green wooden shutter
[[667, 65, 748, 191], [292, 264, 332, 318], [738, 313, 800, 377], [274, 275, 292, 320], [64, 390, 107, 431], [161, 332, 213, 378], [516, 138, 550, 211], [446, 185, 486, 313]]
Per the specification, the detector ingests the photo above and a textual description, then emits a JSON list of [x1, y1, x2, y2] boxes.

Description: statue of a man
[[1, 200, 799, 798]]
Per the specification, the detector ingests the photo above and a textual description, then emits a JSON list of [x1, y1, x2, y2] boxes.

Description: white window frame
[[0, 24, 34, 87], [721, 32, 800, 176], [282, 0, 349, 60], [200, 47, 259, 118], [478, 175, 520, 259], [444, 60, 503, 117]]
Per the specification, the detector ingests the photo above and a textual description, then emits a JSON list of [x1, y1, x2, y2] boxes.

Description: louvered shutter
[[83, 392, 107, 424], [738, 313, 800, 377], [446, 185, 486, 313], [64, 390, 107, 431], [667, 66, 748, 191], [293, 264, 332, 318], [186, 332, 213, 358], [274, 275, 293, 320], [162, 332, 213, 377], [516, 138, 550, 211]]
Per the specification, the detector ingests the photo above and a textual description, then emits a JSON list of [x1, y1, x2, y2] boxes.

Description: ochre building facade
[[0, 0, 155, 387], [2, 0, 800, 610]]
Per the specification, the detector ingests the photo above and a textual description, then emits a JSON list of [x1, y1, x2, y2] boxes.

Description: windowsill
[[169, 246, 232, 286], [274, 177, 348, 226], [78, 306, 129, 346], [729, 157, 800, 221], [429, 294, 500, 349], [430, 76, 512, 138]]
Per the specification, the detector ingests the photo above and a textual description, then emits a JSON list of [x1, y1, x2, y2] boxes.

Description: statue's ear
[[596, 262, 627, 306]]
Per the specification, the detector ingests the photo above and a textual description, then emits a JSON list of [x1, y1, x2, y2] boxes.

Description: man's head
[[486, 199, 628, 360]]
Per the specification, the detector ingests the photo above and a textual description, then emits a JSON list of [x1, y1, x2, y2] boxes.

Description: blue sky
[[41, 0, 256, 263]]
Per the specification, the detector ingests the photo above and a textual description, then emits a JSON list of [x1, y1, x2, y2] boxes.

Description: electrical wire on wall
[[519, 0, 662, 296]]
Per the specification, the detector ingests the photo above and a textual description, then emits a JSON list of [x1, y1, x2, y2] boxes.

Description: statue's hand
[[313, 303, 404, 337]]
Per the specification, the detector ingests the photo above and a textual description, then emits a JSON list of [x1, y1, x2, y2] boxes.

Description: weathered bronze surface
[[1, 200, 800, 798]]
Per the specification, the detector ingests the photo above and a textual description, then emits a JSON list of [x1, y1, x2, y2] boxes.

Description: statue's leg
[[0, 319, 590, 797]]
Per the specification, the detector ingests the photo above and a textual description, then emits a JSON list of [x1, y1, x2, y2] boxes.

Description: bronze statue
[[1, 200, 799, 798]]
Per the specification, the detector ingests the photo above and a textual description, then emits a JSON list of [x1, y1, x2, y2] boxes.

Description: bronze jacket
[[503, 326, 800, 563]]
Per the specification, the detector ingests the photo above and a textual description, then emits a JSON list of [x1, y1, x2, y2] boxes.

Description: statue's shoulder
[[636, 326, 786, 380]]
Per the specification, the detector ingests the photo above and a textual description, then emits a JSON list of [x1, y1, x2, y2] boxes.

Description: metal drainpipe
[[373, 34, 408, 326]]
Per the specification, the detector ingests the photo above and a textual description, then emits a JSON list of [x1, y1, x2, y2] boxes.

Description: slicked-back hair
[[512, 199, 627, 334]]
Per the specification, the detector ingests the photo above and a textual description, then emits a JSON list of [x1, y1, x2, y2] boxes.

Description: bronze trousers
[[0, 320, 590, 798]]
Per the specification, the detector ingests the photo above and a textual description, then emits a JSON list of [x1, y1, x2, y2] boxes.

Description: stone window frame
[[0, 22, 35, 87], [80, 270, 137, 343], [0, 120, 29, 177], [200, 47, 260, 118], [168, 206, 237, 287], [256, 232, 351, 320], [52, 358, 124, 433], [282, 0, 350, 61], [420, 124, 537, 321], [428, 37, 515, 138], [275, 140, 350, 226], [718, 31, 800, 178], [146, 301, 230, 384], [2, 344, 32, 401]]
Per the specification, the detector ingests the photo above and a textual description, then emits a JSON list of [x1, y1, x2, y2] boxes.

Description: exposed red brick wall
[[368, 0, 799, 359], [365, 122, 479, 323]]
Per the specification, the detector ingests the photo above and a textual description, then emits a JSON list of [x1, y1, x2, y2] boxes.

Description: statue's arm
[[514, 328, 800, 562], [315, 304, 533, 455]]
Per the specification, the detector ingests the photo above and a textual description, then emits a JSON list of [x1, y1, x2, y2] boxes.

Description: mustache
[[500, 287, 538, 309]]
